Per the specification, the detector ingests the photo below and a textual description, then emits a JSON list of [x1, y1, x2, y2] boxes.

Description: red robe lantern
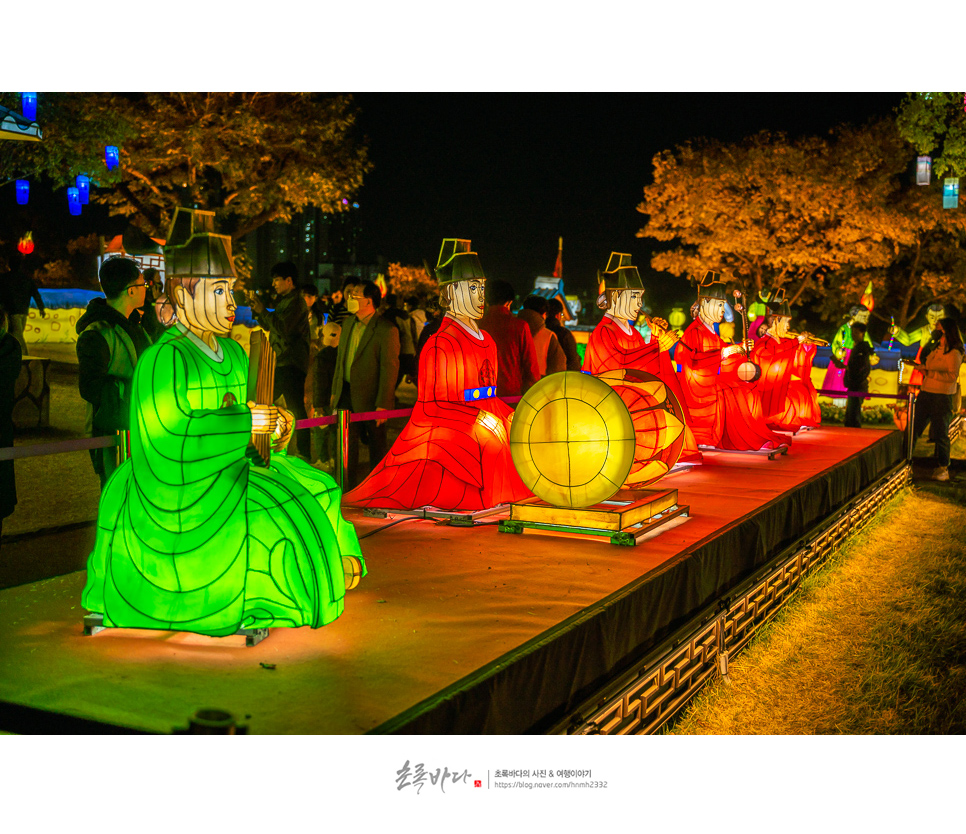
[[344, 240, 531, 512], [675, 272, 786, 451], [751, 334, 821, 432]]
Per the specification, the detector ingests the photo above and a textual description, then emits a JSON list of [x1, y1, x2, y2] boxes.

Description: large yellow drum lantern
[[509, 372, 636, 508]]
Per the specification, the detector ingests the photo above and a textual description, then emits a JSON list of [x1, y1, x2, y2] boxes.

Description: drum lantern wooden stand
[[499, 487, 689, 547]]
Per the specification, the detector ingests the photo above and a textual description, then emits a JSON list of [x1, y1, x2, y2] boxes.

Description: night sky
[[352, 93, 905, 310]]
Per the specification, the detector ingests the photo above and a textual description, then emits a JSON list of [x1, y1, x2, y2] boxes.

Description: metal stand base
[[83, 613, 270, 647], [698, 443, 789, 460], [499, 489, 690, 547], [361, 503, 508, 527]]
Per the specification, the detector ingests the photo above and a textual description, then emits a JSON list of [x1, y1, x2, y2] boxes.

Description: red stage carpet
[[0, 427, 903, 734]]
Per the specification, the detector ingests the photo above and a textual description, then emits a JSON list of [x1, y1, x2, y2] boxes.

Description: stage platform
[[0, 427, 904, 734]]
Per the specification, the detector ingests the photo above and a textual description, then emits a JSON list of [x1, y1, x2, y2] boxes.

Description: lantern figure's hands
[[375, 407, 388, 427], [650, 317, 669, 331], [273, 407, 294, 452], [797, 332, 808, 344], [249, 401, 279, 435], [870, 353, 880, 367]]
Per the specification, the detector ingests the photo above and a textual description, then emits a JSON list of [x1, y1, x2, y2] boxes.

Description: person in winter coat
[[76, 257, 152, 487]]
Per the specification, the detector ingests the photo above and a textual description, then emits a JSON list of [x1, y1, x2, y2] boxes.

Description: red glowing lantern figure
[[17, 232, 34, 255], [343, 239, 531, 512], [675, 271, 786, 451], [15, 179, 29, 205], [67, 186, 81, 216], [750, 291, 821, 432], [582, 252, 702, 468]]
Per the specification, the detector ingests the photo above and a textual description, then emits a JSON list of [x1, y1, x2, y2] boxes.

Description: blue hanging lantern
[[105, 145, 119, 170], [67, 187, 82, 216], [943, 178, 959, 210], [76, 174, 90, 204], [21, 93, 37, 122], [15, 179, 29, 205]]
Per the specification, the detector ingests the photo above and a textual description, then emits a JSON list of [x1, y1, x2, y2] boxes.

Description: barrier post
[[335, 409, 350, 491], [905, 390, 917, 462]]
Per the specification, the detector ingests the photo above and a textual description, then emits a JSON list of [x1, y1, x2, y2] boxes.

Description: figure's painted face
[[177, 277, 237, 336], [611, 289, 643, 322], [927, 308, 944, 329], [773, 315, 791, 337], [700, 297, 725, 324], [449, 278, 486, 320], [853, 309, 870, 325]]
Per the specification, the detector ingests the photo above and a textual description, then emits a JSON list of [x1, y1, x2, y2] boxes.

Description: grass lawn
[[666, 437, 966, 734]]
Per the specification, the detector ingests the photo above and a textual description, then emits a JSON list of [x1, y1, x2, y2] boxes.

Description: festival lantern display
[[82, 207, 364, 638], [66, 186, 81, 216], [76, 174, 90, 204], [674, 270, 786, 452], [943, 178, 959, 209], [15, 179, 29, 205], [582, 252, 701, 468], [20, 93, 37, 122], [917, 156, 932, 186], [509, 371, 636, 508], [501, 371, 690, 545], [17, 232, 34, 255], [343, 239, 531, 512], [105, 145, 119, 170], [750, 288, 822, 432]]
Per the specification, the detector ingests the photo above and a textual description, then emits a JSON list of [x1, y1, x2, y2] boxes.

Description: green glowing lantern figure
[[82, 208, 364, 636]]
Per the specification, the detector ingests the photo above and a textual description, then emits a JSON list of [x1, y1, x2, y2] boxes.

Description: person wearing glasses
[[75, 257, 153, 487]]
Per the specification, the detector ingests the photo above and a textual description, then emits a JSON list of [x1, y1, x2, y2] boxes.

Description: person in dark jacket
[[76, 257, 152, 487], [249, 261, 311, 459], [843, 322, 875, 428], [547, 297, 581, 371], [139, 267, 166, 342], [478, 278, 539, 397], [0, 303, 21, 544]]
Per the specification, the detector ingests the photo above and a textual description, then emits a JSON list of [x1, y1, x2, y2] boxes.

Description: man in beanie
[[76, 257, 153, 487]]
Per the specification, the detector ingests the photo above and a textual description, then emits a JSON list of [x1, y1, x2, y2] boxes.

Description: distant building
[[245, 205, 385, 292]]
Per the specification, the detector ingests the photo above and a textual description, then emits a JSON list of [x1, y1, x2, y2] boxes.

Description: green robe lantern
[[82, 209, 363, 636]]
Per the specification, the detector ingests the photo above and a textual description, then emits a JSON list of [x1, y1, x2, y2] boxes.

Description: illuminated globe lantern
[[510, 372, 636, 508], [668, 307, 686, 331]]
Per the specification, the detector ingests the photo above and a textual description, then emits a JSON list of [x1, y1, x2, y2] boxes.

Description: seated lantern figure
[[343, 239, 531, 511], [750, 289, 821, 432], [582, 253, 702, 477], [675, 271, 786, 451], [82, 209, 364, 637]]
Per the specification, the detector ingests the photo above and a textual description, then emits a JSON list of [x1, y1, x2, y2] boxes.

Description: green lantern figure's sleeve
[[83, 331, 361, 637]]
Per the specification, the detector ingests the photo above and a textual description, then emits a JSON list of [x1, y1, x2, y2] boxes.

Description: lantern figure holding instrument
[[582, 251, 701, 470], [822, 302, 878, 400], [343, 238, 530, 513], [750, 288, 822, 432], [82, 208, 363, 639], [674, 271, 786, 452], [501, 371, 690, 545]]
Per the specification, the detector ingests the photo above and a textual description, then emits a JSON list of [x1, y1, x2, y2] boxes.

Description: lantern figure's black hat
[[597, 252, 644, 294], [435, 238, 485, 287], [693, 269, 728, 301], [765, 286, 791, 317], [164, 208, 236, 280]]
